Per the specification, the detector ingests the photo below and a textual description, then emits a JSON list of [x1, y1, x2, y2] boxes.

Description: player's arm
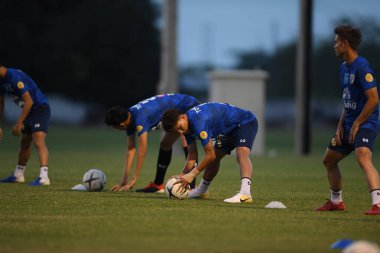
[[128, 131, 148, 186], [180, 139, 216, 186], [335, 108, 346, 146], [349, 87, 379, 143], [182, 140, 198, 174], [111, 134, 136, 191], [0, 94, 4, 141], [13, 91, 33, 136]]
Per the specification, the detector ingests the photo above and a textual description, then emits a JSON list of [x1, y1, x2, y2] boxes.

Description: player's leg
[[27, 104, 51, 186], [224, 119, 257, 203], [188, 149, 226, 199], [136, 131, 179, 193], [30, 131, 50, 185], [354, 145, 380, 215], [0, 132, 32, 183], [315, 148, 347, 211]]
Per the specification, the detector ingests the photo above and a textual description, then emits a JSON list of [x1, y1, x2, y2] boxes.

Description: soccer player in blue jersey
[[315, 25, 380, 215], [162, 102, 258, 203], [0, 65, 51, 186], [105, 93, 199, 192]]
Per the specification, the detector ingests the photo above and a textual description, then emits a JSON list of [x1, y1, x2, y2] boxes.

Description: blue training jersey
[[127, 93, 199, 136], [339, 56, 379, 132], [0, 68, 48, 109], [185, 102, 256, 146]]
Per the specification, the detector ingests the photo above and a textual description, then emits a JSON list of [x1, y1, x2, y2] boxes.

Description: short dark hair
[[334, 25, 361, 50], [162, 109, 182, 132], [105, 106, 129, 126]]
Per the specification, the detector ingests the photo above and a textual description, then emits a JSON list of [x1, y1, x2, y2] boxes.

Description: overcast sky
[[174, 0, 380, 67]]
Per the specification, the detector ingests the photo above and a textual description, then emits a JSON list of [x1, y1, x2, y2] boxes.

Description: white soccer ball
[[165, 177, 189, 200], [343, 240, 380, 253], [82, 169, 107, 192]]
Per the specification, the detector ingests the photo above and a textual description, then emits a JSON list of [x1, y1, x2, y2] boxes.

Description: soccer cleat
[[0, 175, 25, 183], [315, 200, 345, 211], [135, 182, 164, 193], [188, 189, 208, 199], [28, 177, 50, 186], [223, 192, 252, 203], [365, 205, 380, 215]]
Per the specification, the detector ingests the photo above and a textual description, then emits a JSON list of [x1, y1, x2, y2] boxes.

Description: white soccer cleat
[[223, 192, 252, 203], [188, 189, 208, 199]]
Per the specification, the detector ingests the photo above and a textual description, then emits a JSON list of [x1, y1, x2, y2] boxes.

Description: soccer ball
[[343, 240, 380, 253], [165, 177, 190, 200], [82, 169, 107, 192]]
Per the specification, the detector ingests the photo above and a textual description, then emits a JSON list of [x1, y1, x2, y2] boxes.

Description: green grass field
[[0, 126, 379, 253]]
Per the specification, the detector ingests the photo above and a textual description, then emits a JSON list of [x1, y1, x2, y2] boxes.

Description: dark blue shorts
[[328, 128, 377, 154], [214, 118, 258, 154], [22, 104, 51, 134]]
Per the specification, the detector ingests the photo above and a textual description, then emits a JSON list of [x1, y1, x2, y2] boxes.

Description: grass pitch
[[0, 126, 379, 253]]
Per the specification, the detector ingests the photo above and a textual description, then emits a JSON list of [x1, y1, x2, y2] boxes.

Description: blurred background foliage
[[0, 0, 160, 108], [1, 1, 380, 112]]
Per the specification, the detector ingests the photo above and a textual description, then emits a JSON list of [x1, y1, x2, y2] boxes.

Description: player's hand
[[119, 177, 137, 191], [0, 128, 3, 141], [111, 184, 124, 191], [349, 122, 360, 144], [174, 176, 190, 193], [335, 126, 344, 146], [12, 123, 23, 136]]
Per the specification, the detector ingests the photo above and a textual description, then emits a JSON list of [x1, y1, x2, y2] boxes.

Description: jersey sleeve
[[133, 115, 150, 136], [190, 115, 212, 147], [358, 64, 377, 90]]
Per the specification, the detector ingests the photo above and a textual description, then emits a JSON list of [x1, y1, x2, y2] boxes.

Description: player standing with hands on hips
[[162, 102, 258, 203], [0, 64, 51, 186], [315, 25, 380, 215]]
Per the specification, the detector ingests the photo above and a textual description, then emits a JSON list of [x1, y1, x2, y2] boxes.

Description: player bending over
[[162, 102, 258, 203], [105, 93, 199, 192]]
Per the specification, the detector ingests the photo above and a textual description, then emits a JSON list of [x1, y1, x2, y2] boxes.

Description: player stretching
[[315, 25, 380, 215], [162, 102, 258, 203], [0, 65, 51, 186], [105, 93, 199, 192]]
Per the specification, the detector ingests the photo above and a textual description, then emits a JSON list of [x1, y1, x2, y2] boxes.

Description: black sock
[[153, 148, 172, 185]]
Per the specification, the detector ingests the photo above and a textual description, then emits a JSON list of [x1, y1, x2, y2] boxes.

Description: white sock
[[370, 189, 380, 206], [39, 166, 49, 179], [330, 189, 343, 204], [196, 178, 211, 193], [13, 165, 25, 178], [240, 177, 251, 196]]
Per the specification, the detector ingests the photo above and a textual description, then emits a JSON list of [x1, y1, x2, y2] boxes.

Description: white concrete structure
[[208, 69, 268, 155]]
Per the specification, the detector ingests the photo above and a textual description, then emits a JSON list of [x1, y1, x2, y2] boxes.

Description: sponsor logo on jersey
[[136, 125, 143, 132], [365, 73, 374, 83], [17, 82, 24, 89], [349, 74, 355, 84], [200, 131, 208, 139]]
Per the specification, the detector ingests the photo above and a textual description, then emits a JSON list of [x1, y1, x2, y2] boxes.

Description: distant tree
[[234, 17, 380, 101], [235, 42, 296, 99], [0, 0, 160, 108]]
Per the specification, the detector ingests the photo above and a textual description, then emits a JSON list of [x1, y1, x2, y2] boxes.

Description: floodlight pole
[[157, 0, 178, 94], [295, 0, 313, 155]]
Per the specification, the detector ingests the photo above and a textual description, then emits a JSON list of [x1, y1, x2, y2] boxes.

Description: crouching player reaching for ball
[[162, 102, 258, 203], [105, 93, 199, 192]]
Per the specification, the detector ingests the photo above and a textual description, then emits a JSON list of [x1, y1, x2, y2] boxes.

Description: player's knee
[[322, 156, 336, 170]]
